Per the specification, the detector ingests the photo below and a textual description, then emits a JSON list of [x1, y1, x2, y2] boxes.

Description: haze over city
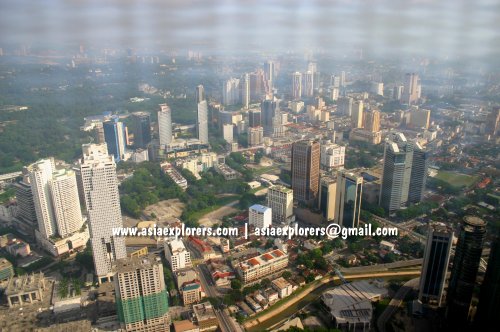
[[0, 1, 499, 332]]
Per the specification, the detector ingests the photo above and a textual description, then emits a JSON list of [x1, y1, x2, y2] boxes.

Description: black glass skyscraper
[[447, 216, 487, 326], [132, 112, 151, 148], [419, 224, 453, 306], [475, 230, 500, 329], [261, 100, 276, 137]]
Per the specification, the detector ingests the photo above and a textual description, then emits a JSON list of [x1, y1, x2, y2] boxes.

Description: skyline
[[0, 0, 499, 60]]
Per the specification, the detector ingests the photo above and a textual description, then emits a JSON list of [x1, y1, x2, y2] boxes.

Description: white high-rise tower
[[158, 103, 173, 146], [29, 158, 57, 238], [197, 100, 209, 144], [50, 169, 84, 238], [79, 143, 126, 282]]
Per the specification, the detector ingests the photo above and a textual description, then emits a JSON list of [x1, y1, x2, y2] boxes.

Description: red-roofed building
[[236, 249, 288, 284]]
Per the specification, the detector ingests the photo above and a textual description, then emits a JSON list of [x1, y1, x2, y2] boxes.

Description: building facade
[[79, 144, 126, 282], [158, 103, 173, 146], [379, 133, 414, 212], [291, 140, 320, 205], [447, 216, 487, 326], [165, 238, 192, 272], [249, 204, 272, 229], [334, 171, 363, 228], [197, 100, 209, 144], [418, 224, 453, 306], [115, 255, 169, 332], [131, 112, 152, 148], [266, 185, 293, 224]]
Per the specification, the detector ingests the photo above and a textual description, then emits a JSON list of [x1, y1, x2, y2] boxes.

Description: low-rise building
[[264, 288, 279, 303], [236, 249, 288, 284], [161, 162, 188, 189], [379, 240, 395, 251], [182, 282, 202, 305], [5, 272, 47, 307], [349, 128, 382, 145], [321, 280, 388, 330], [272, 277, 293, 299], [215, 164, 241, 180], [174, 320, 200, 332], [192, 302, 218, 331], [188, 236, 217, 260]]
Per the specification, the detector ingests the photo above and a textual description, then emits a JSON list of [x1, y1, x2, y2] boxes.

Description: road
[[377, 277, 420, 332], [196, 264, 242, 332], [372, 215, 427, 244], [243, 269, 421, 331]]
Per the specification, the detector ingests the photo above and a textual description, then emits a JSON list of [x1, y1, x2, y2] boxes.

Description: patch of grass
[[435, 171, 477, 188]]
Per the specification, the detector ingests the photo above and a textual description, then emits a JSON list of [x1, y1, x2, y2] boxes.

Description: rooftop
[[115, 254, 162, 273], [173, 320, 198, 332], [5, 272, 45, 295], [250, 204, 271, 214], [239, 249, 287, 270], [192, 302, 217, 322], [321, 280, 387, 325]]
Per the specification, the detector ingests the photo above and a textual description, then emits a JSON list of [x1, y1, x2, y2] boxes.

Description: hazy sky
[[1, 0, 498, 58]]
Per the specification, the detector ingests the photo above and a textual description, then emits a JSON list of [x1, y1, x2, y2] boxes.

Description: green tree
[[231, 279, 242, 290]]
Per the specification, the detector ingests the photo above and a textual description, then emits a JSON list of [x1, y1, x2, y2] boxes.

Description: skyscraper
[[331, 75, 340, 88], [222, 78, 240, 106], [475, 230, 500, 329], [197, 100, 209, 144], [28, 158, 57, 238], [337, 97, 353, 116], [340, 71, 346, 87], [195, 84, 205, 104], [351, 100, 364, 128], [334, 170, 363, 228], [418, 224, 453, 306], [319, 176, 337, 221], [115, 254, 169, 331], [50, 169, 84, 238], [447, 216, 487, 325], [303, 71, 314, 97], [249, 70, 265, 101], [393, 85, 404, 101], [408, 108, 431, 129], [364, 109, 381, 132], [248, 126, 264, 146], [131, 112, 151, 148], [248, 109, 261, 128], [79, 144, 126, 282], [12, 179, 38, 237], [408, 142, 429, 204], [291, 140, 320, 205], [292, 72, 302, 100], [267, 185, 293, 224], [28, 159, 84, 243], [484, 107, 500, 136], [103, 118, 126, 162], [401, 73, 421, 105], [379, 133, 414, 212], [264, 60, 274, 89], [261, 99, 277, 137], [158, 103, 173, 146], [241, 73, 250, 109]]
